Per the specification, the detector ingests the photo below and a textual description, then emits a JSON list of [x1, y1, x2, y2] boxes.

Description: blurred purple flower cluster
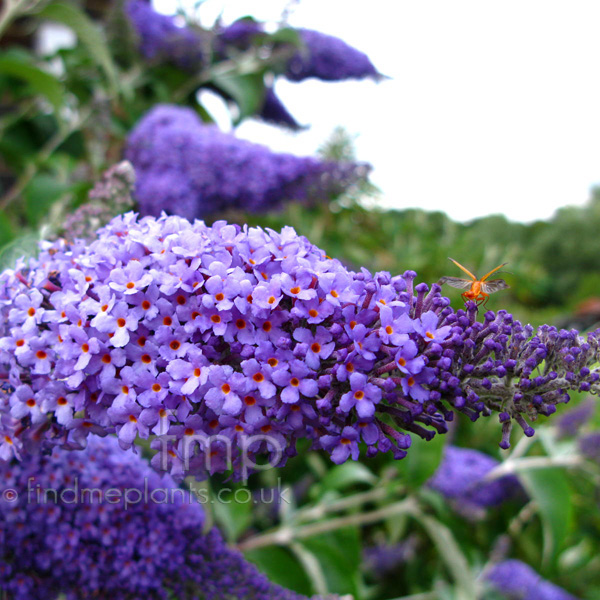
[[362, 538, 417, 579], [555, 397, 596, 438], [1, 212, 599, 481], [125, 105, 366, 219], [60, 161, 136, 241], [428, 446, 522, 512], [216, 20, 380, 83], [284, 28, 380, 82], [125, 1, 380, 130], [0, 435, 314, 599], [125, 0, 205, 71], [486, 560, 579, 600]]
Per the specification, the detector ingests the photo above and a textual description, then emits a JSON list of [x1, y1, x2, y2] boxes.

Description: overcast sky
[[155, 0, 600, 223]]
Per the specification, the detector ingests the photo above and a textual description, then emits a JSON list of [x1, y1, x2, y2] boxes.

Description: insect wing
[[438, 276, 473, 290], [481, 278, 509, 294]]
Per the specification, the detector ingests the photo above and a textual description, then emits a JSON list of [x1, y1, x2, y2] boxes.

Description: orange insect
[[438, 258, 509, 307]]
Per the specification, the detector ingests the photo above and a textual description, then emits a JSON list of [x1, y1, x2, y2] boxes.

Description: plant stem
[[237, 497, 417, 551], [484, 454, 581, 480], [0, 0, 40, 39], [293, 484, 401, 523]]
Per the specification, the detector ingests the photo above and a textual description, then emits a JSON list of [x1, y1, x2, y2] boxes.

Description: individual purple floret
[[125, 105, 364, 218], [486, 560, 579, 600], [1, 212, 600, 480], [428, 446, 522, 511], [555, 397, 596, 438], [125, 0, 205, 71], [0, 436, 317, 600], [285, 28, 380, 82]]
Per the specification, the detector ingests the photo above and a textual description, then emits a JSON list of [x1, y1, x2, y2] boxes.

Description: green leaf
[[0, 213, 16, 248], [397, 432, 446, 489], [36, 1, 119, 93], [414, 513, 477, 600], [319, 461, 377, 493], [211, 489, 253, 542], [301, 527, 361, 596], [244, 546, 312, 595], [519, 467, 573, 564], [24, 174, 71, 226], [0, 231, 40, 271], [0, 56, 63, 112], [268, 27, 302, 46], [211, 71, 265, 121]]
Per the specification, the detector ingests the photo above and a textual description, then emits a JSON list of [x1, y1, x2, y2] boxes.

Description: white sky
[[155, 0, 600, 223]]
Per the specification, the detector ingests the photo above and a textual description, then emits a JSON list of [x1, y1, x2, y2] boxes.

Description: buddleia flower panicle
[[258, 87, 304, 131], [554, 396, 596, 438], [485, 559, 579, 600], [284, 28, 381, 82], [427, 446, 523, 516], [1, 212, 600, 480], [125, 105, 366, 219], [362, 538, 417, 580], [60, 161, 136, 242], [578, 431, 600, 463], [214, 18, 265, 54], [439, 305, 600, 449], [0, 436, 322, 600], [125, 0, 205, 71]]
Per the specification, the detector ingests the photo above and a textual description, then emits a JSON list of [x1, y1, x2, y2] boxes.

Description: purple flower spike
[[125, 0, 205, 71], [0, 436, 320, 600], [486, 560, 579, 600], [2, 212, 600, 480], [259, 87, 304, 131], [428, 446, 523, 514], [285, 28, 381, 82], [125, 105, 367, 218]]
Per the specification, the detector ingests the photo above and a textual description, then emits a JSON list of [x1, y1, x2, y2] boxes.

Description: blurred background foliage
[[1, 1, 600, 599]]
